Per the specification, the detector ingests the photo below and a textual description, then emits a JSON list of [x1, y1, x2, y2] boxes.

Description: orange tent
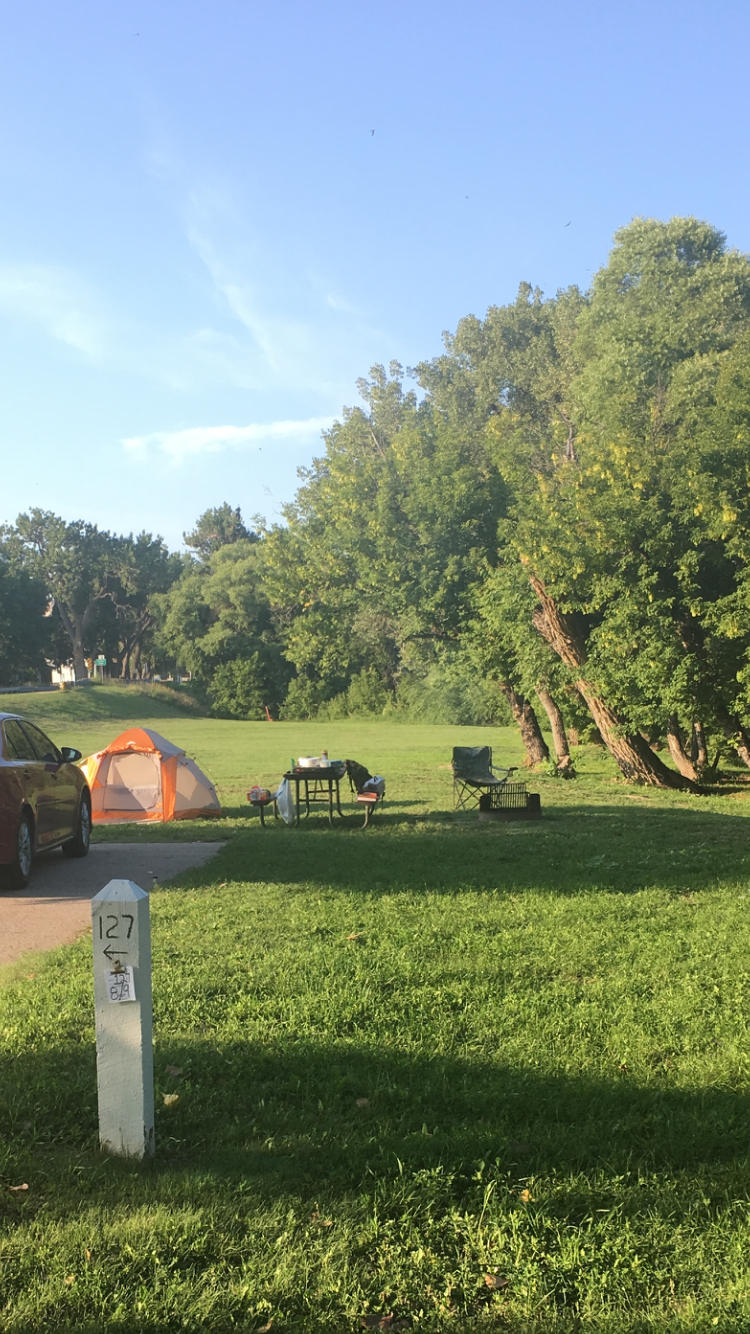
[[80, 727, 221, 824]]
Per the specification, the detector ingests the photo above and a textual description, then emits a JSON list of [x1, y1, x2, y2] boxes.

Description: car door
[[20, 721, 78, 844], [0, 724, 25, 865], [2, 719, 57, 847]]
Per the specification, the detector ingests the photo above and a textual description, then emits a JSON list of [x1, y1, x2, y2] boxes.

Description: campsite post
[[91, 880, 155, 1159]]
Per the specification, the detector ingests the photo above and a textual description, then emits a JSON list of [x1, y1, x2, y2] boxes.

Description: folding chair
[[451, 746, 516, 811]]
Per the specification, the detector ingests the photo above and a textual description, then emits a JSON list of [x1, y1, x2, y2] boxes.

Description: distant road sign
[[95, 656, 106, 666]]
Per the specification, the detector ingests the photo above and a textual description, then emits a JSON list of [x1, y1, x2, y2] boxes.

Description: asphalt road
[[0, 842, 225, 967]]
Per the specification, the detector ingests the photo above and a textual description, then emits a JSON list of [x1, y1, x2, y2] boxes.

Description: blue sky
[[2, 0, 749, 549]]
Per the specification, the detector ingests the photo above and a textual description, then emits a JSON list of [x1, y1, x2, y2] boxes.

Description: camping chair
[[451, 746, 516, 811]]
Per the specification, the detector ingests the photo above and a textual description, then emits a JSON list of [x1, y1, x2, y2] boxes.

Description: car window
[[3, 720, 39, 762], [20, 721, 62, 764]]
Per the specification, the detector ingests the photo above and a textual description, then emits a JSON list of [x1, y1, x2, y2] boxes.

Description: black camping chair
[[451, 746, 516, 811]]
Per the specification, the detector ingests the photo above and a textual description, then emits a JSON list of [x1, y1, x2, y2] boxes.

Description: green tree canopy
[[0, 549, 52, 685], [183, 504, 255, 562], [155, 538, 289, 718], [6, 510, 119, 681]]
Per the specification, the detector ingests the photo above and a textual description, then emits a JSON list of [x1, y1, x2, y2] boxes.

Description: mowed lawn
[[2, 690, 750, 1331]]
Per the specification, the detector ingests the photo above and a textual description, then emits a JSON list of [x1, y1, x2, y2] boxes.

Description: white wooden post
[[91, 879, 155, 1158]]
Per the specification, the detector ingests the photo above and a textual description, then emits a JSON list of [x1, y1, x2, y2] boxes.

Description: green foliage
[[155, 539, 290, 714], [6, 509, 119, 677], [279, 673, 330, 721], [316, 668, 391, 720], [209, 654, 267, 720], [394, 659, 513, 726], [183, 502, 256, 561], [413, 218, 750, 764], [2, 512, 183, 682], [96, 531, 182, 678], [265, 362, 510, 728], [0, 553, 52, 684]]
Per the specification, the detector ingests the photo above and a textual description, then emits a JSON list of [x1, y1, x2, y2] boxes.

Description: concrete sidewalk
[[0, 842, 225, 966]]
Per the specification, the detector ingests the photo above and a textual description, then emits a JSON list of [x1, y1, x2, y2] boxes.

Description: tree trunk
[[666, 715, 699, 783], [731, 723, 750, 770], [716, 709, 750, 771], [529, 574, 697, 791], [55, 600, 88, 681], [691, 722, 708, 770], [536, 684, 575, 774], [499, 682, 550, 767]]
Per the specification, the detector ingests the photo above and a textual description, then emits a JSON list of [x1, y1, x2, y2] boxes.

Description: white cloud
[[122, 415, 333, 464], [0, 264, 106, 358], [0, 172, 389, 405], [185, 190, 387, 400], [0, 259, 271, 391]]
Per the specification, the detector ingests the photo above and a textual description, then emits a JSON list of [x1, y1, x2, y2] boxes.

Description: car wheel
[[5, 812, 33, 890], [62, 791, 92, 859]]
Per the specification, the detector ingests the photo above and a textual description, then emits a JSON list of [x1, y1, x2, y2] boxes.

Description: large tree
[[414, 220, 750, 787], [513, 218, 750, 783], [155, 537, 289, 718], [263, 364, 548, 750], [108, 533, 183, 679], [0, 546, 52, 685], [7, 510, 119, 681]]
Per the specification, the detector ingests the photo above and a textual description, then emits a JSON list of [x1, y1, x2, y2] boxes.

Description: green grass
[[2, 691, 750, 1330]]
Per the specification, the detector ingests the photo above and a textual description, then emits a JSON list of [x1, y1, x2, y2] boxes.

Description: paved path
[[0, 842, 225, 966]]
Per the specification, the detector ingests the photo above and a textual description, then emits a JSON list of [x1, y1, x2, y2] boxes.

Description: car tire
[[5, 812, 34, 890], [62, 791, 92, 859]]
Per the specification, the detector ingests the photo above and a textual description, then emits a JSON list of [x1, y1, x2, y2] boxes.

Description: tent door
[[101, 752, 162, 813]]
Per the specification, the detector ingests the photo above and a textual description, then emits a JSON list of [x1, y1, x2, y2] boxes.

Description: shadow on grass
[[4, 1035, 750, 1220], [164, 802, 750, 899]]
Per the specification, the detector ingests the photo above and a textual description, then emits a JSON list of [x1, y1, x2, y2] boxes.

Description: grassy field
[[2, 688, 750, 1331]]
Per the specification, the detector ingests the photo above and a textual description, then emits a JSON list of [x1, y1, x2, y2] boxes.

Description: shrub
[[209, 656, 266, 720]]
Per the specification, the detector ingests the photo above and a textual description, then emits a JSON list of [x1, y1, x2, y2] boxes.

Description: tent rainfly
[[80, 727, 221, 824]]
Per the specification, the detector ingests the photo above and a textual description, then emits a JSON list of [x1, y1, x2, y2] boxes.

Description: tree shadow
[[170, 803, 750, 899], [4, 1035, 750, 1221]]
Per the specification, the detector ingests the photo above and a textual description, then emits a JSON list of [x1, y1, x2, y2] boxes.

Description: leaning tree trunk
[[666, 715, 699, 783], [536, 683, 575, 774], [499, 682, 550, 767], [529, 575, 697, 792]]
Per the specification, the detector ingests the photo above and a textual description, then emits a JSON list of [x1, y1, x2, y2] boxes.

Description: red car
[[0, 711, 91, 889]]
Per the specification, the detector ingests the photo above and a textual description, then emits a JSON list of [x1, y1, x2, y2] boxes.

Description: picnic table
[[283, 763, 347, 827]]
